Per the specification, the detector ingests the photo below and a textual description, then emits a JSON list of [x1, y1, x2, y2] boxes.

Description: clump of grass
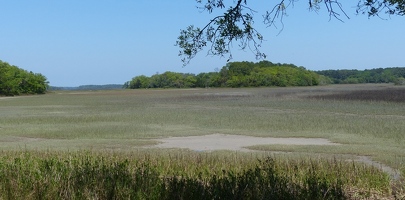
[[0, 151, 401, 199]]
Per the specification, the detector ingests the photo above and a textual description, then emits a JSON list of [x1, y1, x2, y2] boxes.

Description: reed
[[0, 151, 399, 199]]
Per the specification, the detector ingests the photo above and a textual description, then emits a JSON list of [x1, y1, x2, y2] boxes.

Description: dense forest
[[124, 61, 329, 89], [316, 68, 405, 85], [0, 60, 48, 96]]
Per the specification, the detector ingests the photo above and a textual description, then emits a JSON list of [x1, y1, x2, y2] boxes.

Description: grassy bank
[[0, 151, 399, 199]]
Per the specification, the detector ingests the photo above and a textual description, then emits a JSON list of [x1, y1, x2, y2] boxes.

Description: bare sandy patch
[[151, 134, 338, 152], [0, 96, 22, 100]]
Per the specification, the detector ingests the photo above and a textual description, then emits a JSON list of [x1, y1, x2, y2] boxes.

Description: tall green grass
[[0, 151, 399, 199]]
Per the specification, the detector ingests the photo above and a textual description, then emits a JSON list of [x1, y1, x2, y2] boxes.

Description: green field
[[0, 84, 404, 199]]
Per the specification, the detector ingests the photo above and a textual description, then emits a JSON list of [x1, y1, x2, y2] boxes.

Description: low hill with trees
[[0, 60, 49, 96], [316, 67, 405, 85], [125, 61, 330, 89]]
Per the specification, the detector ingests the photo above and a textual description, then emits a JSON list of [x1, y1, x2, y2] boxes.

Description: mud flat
[[151, 134, 338, 152]]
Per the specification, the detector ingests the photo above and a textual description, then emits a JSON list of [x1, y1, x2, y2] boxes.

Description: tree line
[[50, 84, 124, 91], [124, 61, 330, 89], [316, 67, 405, 85], [0, 60, 49, 96]]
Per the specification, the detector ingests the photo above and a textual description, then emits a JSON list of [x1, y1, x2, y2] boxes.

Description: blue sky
[[1, 1, 404, 86]]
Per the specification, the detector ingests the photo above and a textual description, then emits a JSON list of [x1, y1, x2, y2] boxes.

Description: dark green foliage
[[357, 0, 405, 16], [316, 67, 405, 84], [125, 61, 327, 89], [0, 60, 49, 96]]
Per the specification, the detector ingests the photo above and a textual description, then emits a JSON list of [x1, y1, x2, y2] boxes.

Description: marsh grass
[[1, 86, 404, 158], [0, 84, 404, 198], [0, 150, 398, 199], [309, 87, 405, 103]]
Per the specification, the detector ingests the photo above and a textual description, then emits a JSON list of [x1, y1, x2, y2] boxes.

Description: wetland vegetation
[[0, 84, 404, 199]]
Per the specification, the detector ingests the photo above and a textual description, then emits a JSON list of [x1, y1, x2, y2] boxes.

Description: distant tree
[[316, 67, 405, 84], [226, 61, 254, 77], [195, 72, 212, 87], [394, 77, 405, 85], [177, 0, 405, 65], [0, 60, 48, 96], [129, 75, 150, 89], [123, 81, 130, 89], [183, 74, 197, 87], [195, 72, 222, 87]]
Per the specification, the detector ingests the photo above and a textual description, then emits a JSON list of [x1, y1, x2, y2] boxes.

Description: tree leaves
[[176, 0, 265, 66], [357, 0, 405, 16], [177, 0, 405, 65], [0, 60, 48, 96]]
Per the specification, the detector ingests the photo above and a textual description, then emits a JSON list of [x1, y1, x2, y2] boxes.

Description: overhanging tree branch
[[177, 0, 404, 66]]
